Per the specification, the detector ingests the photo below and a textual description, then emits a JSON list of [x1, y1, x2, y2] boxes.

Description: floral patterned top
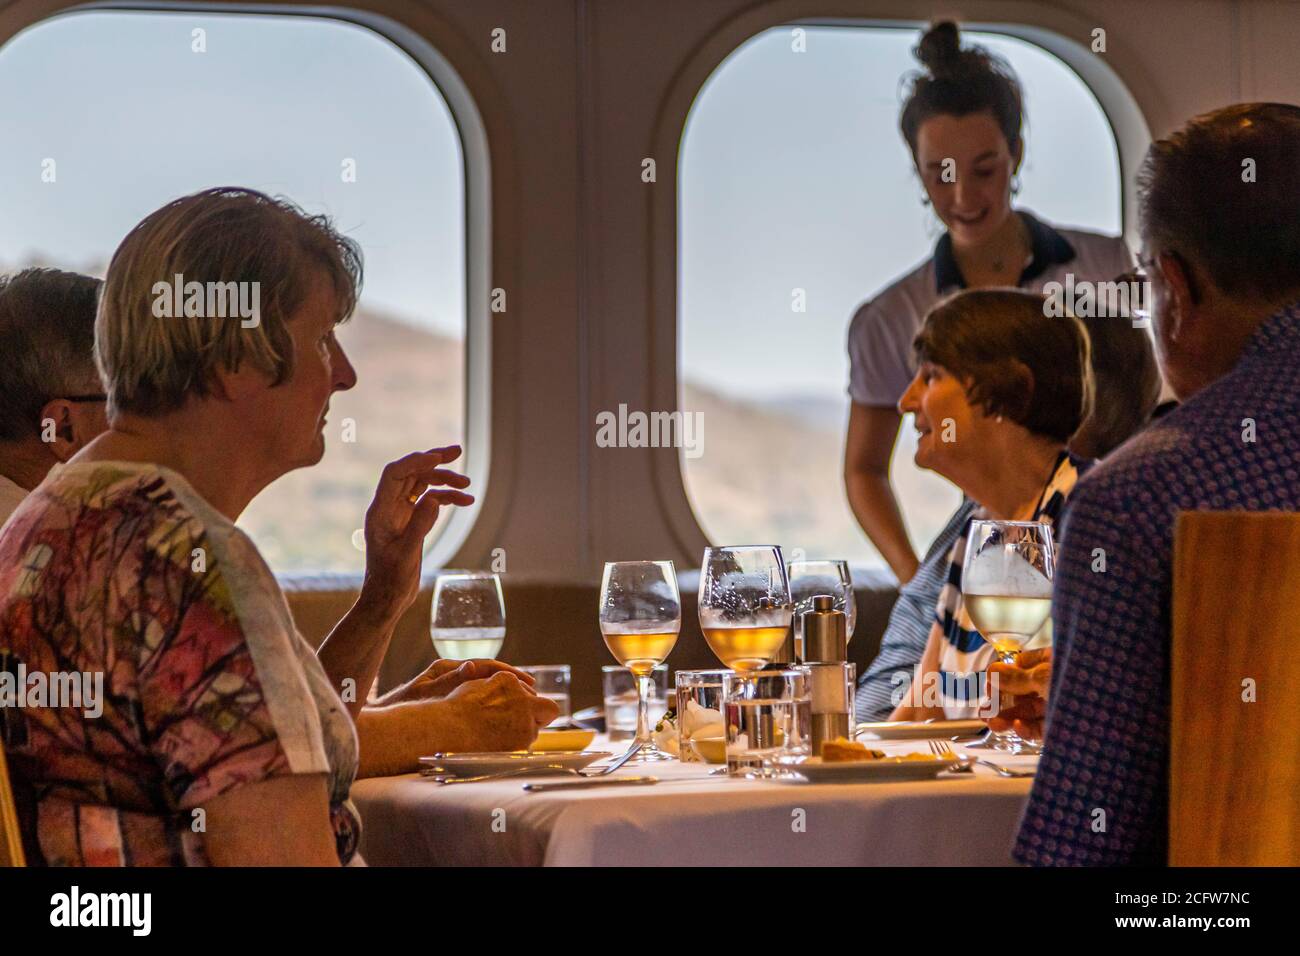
[[0, 461, 360, 866]]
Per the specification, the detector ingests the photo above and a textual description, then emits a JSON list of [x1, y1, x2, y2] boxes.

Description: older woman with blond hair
[[0, 187, 555, 867], [887, 288, 1094, 727]]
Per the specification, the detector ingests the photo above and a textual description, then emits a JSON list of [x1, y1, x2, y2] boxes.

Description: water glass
[[721, 668, 811, 777], [430, 571, 506, 660], [602, 664, 668, 741], [674, 669, 730, 761], [519, 665, 572, 723]]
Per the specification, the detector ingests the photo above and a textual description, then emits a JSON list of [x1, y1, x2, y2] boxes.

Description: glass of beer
[[430, 571, 506, 660], [698, 546, 793, 670], [962, 520, 1055, 754], [599, 561, 681, 761]]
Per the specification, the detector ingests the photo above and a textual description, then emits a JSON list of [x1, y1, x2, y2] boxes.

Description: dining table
[[350, 734, 1038, 866]]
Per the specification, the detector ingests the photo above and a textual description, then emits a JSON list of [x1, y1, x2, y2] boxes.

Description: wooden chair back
[[1171, 511, 1300, 865], [0, 741, 26, 867]]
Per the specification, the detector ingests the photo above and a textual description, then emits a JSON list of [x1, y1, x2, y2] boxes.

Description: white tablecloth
[[351, 736, 1035, 866]]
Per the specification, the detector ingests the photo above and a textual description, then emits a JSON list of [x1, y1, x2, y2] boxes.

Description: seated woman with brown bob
[[886, 288, 1095, 724]]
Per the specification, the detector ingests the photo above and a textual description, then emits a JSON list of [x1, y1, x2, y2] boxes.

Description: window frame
[[0, 0, 494, 576]]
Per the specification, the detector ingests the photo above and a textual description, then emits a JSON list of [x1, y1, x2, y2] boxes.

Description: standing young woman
[[844, 21, 1130, 584]]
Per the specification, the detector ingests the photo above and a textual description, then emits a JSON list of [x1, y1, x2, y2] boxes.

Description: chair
[[1171, 512, 1300, 865], [0, 741, 25, 867]]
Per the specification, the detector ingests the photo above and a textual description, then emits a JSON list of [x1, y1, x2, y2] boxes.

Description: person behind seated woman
[[0, 187, 556, 867], [886, 288, 1093, 721], [844, 20, 1131, 585], [855, 288, 1161, 721], [0, 269, 109, 526]]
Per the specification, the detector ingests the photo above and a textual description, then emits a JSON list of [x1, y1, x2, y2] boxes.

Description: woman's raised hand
[[358, 446, 474, 622]]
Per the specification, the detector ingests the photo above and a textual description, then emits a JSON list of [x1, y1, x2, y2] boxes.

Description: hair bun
[[915, 21, 963, 77]]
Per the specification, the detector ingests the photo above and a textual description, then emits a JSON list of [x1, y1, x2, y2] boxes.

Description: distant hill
[[680, 382, 957, 566], [239, 307, 464, 571]]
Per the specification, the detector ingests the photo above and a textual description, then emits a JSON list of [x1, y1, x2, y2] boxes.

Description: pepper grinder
[[803, 594, 851, 755]]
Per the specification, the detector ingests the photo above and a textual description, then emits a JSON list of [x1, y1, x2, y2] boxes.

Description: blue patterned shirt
[[1014, 300, 1300, 866], [855, 499, 976, 722]]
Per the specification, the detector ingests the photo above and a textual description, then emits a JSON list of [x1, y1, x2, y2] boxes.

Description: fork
[[927, 739, 1036, 777], [433, 740, 644, 785], [927, 738, 973, 773]]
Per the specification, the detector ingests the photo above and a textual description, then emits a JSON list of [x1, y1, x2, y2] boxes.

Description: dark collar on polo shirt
[[933, 211, 1077, 293]]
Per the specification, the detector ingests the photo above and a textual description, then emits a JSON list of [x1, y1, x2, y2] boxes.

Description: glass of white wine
[[599, 560, 681, 762], [962, 520, 1055, 754], [430, 571, 507, 661], [698, 546, 793, 671], [788, 559, 856, 660]]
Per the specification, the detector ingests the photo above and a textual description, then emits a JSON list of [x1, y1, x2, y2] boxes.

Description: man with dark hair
[[0, 268, 107, 524], [1012, 103, 1300, 865]]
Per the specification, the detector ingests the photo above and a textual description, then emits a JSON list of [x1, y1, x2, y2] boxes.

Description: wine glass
[[599, 561, 681, 762], [430, 571, 506, 660], [961, 520, 1055, 754], [788, 559, 856, 660], [698, 546, 793, 670]]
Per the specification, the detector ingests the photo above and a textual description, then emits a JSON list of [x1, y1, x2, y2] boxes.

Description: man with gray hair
[[1009, 102, 1300, 865], [0, 268, 108, 525]]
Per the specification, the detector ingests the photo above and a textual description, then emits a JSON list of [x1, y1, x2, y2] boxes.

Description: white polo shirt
[[847, 211, 1132, 408]]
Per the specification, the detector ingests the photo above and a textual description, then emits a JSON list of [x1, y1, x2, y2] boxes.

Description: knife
[[523, 775, 659, 793]]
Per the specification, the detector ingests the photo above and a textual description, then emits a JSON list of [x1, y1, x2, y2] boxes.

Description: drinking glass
[[962, 520, 1055, 754], [430, 571, 506, 660], [788, 559, 856, 660], [599, 561, 681, 761], [698, 546, 793, 671], [674, 669, 730, 762], [721, 668, 811, 777], [603, 665, 668, 740], [519, 665, 571, 723]]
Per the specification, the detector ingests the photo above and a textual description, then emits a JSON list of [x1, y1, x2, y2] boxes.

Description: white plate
[[418, 751, 612, 777], [855, 719, 987, 740], [784, 754, 963, 783]]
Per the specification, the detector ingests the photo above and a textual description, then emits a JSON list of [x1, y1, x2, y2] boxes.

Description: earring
[[995, 414, 1004, 423], [1011, 175, 1022, 197]]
